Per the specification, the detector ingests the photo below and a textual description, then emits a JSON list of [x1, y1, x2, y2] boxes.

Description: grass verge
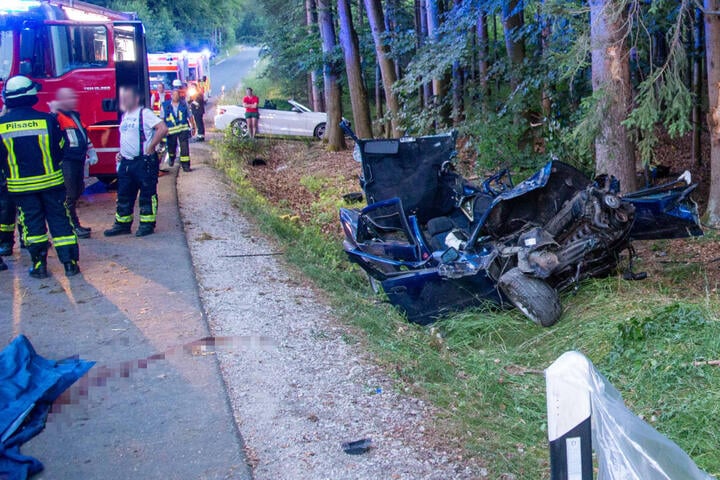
[[214, 136, 720, 478]]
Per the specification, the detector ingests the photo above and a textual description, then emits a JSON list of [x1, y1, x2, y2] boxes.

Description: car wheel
[[230, 119, 249, 138], [498, 267, 562, 327], [314, 123, 326, 139]]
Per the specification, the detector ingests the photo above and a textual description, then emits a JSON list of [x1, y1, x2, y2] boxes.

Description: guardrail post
[[545, 351, 594, 480]]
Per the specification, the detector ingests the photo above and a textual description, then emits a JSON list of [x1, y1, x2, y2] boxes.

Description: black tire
[[314, 123, 326, 139], [498, 267, 562, 327], [230, 118, 249, 138]]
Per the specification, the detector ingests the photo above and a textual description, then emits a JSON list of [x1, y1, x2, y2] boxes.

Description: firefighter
[[161, 89, 195, 172], [104, 86, 168, 238], [189, 81, 205, 141], [0, 181, 15, 259], [53, 88, 99, 239], [0, 106, 15, 260], [0, 76, 79, 278]]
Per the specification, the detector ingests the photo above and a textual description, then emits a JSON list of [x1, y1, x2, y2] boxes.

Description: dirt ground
[[178, 141, 487, 479]]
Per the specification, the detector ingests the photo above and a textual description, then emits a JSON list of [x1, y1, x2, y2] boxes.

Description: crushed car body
[[339, 130, 703, 326]]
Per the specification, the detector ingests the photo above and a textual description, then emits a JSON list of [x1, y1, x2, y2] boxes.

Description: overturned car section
[[339, 131, 703, 326]]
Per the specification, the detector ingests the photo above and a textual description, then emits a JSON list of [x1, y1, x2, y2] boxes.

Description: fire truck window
[[0, 31, 12, 82], [114, 26, 136, 62], [49, 25, 108, 77]]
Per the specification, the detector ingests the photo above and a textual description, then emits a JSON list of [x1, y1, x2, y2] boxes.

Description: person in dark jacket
[[52, 88, 98, 238], [0, 76, 79, 278], [161, 89, 195, 172], [189, 81, 205, 141]]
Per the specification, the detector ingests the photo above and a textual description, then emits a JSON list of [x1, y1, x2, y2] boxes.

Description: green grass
[[214, 136, 720, 478]]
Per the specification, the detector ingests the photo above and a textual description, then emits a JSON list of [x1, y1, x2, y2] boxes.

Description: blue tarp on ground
[[0, 335, 94, 480]]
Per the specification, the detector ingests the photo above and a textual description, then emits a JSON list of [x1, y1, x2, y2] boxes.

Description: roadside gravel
[[177, 141, 486, 479]]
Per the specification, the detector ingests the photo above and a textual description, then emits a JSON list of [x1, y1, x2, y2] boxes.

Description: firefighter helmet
[[172, 79, 182, 88], [2, 75, 41, 101]]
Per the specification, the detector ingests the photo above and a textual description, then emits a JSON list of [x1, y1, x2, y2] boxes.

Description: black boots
[[104, 223, 132, 237], [0, 257, 7, 271], [29, 254, 48, 279], [74, 225, 91, 239], [135, 224, 155, 237], [64, 260, 80, 277]]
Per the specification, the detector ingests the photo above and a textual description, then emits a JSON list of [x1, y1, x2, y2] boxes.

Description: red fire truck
[[0, 0, 150, 183]]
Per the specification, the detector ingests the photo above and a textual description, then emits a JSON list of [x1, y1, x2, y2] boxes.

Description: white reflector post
[[545, 351, 593, 480]]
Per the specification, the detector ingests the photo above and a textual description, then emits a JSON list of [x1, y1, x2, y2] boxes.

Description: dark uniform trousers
[[115, 156, 159, 228], [16, 187, 78, 263], [167, 130, 190, 166], [0, 185, 15, 247], [61, 160, 84, 227]]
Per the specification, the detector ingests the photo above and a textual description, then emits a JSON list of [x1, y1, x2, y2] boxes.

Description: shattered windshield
[[0, 30, 13, 82]]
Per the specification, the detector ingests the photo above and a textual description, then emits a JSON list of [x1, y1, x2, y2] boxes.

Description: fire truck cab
[[0, 0, 150, 182]]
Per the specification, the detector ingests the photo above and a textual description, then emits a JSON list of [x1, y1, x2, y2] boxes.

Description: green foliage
[[90, 0, 246, 52], [216, 137, 720, 477]]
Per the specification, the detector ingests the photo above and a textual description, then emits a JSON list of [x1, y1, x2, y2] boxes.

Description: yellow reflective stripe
[[3, 137, 19, 178], [53, 235, 77, 247], [0, 224, 15, 232], [115, 213, 133, 223], [0, 119, 48, 134], [26, 234, 49, 244], [38, 134, 53, 175], [16, 207, 27, 245], [180, 156, 190, 163], [140, 194, 158, 223], [6, 170, 64, 193]]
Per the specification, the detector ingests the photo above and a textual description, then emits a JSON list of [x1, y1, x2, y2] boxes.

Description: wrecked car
[[338, 129, 703, 326]]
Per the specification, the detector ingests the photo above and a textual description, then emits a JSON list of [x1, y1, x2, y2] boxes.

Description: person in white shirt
[[104, 86, 168, 237]]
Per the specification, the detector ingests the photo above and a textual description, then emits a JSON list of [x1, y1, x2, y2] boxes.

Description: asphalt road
[[211, 46, 261, 99], [0, 167, 252, 479]]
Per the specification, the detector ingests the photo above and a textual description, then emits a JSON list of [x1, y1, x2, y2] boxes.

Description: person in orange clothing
[[151, 82, 171, 115], [52, 88, 98, 239]]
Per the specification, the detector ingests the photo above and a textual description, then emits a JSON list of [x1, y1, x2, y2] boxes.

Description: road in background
[[211, 46, 261, 99]]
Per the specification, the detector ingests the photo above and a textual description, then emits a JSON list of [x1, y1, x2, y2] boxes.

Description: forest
[[230, 0, 720, 226]]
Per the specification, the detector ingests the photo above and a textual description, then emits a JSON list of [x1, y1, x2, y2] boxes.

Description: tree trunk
[[426, 0, 445, 100], [306, 0, 324, 112], [317, 0, 346, 150], [705, 0, 720, 224], [692, 7, 703, 166], [502, 0, 525, 87], [477, 11, 489, 96], [419, 0, 432, 107], [590, 0, 636, 192], [364, 0, 402, 137], [338, 0, 373, 138], [375, 63, 384, 135]]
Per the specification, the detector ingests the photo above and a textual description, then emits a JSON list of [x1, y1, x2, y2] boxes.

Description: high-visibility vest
[[0, 107, 65, 193], [55, 110, 89, 162], [152, 91, 171, 114], [161, 100, 192, 135]]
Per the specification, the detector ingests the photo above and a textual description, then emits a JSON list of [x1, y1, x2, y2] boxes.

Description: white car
[[214, 99, 329, 139]]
